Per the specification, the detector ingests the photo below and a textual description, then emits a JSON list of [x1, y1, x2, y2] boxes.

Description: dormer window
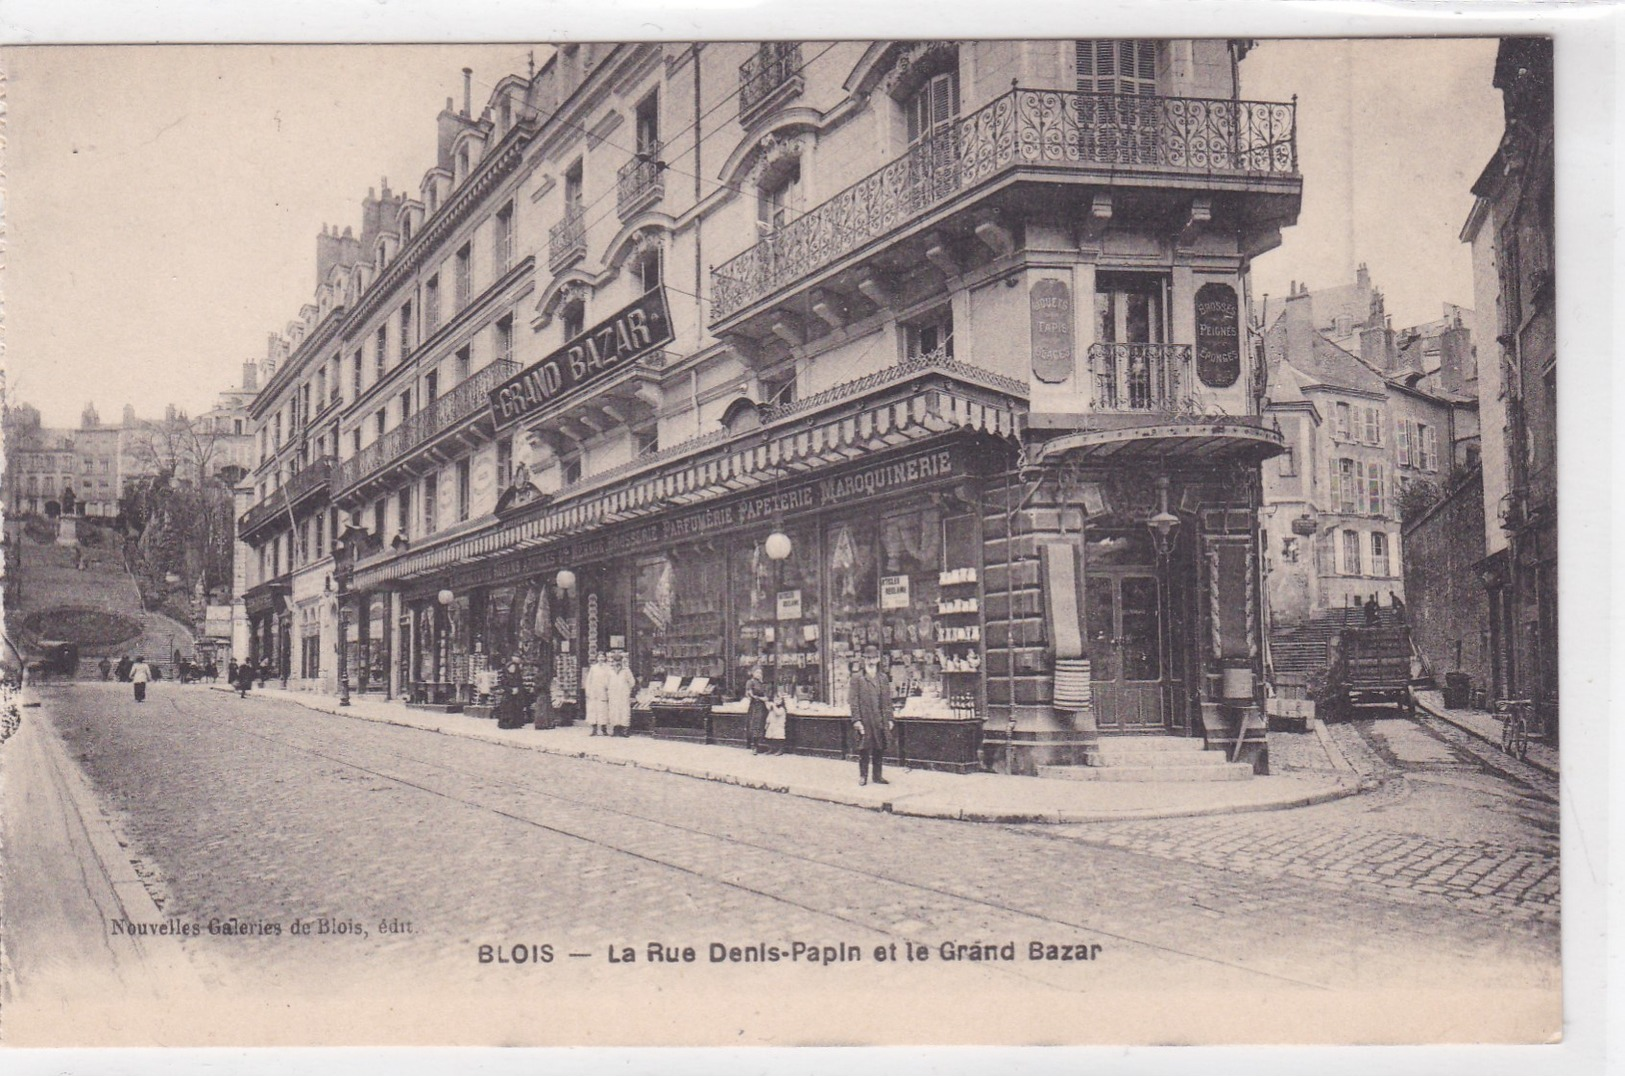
[[457, 144, 470, 182]]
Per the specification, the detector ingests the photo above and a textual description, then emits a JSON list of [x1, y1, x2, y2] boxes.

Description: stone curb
[[1414, 697, 1558, 779], [211, 685, 1361, 825], [7, 705, 212, 993]]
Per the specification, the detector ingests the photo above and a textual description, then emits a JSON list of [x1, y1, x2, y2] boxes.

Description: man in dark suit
[[849, 644, 893, 787]]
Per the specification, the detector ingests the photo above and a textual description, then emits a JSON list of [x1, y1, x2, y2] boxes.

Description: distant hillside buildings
[[3, 362, 262, 519]]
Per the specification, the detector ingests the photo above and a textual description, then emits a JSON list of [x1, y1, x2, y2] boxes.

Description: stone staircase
[[1037, 736, 1254, 782], [1271, 605, 1409, 678]]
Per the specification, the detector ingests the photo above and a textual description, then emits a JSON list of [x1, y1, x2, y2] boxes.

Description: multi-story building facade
[[1260, 275, 1478, 635], [1460, 37, 1556, 735], [3, 403, 78, 517], [239, 40, 1302, 773], [5, 384, 257, 520]]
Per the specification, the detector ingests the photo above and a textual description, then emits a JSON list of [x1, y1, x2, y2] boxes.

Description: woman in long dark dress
[[496, 656, 532, 729]]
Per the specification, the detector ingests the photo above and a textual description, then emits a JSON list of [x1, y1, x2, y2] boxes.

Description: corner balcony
[[332, 360, 518, 502], [709, 87, 1300, 333], [239, 456, 334, 541]]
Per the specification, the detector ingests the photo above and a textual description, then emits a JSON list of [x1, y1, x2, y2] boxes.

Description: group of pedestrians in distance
[[89, 652, 273, 703]]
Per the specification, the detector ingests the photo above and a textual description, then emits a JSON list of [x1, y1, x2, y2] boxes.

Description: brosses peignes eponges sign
[[489, 289, 674, 427]]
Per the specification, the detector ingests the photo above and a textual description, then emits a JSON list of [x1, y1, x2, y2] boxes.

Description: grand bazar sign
[[443, 445, 979, 591], [488, 289, 674, 426]]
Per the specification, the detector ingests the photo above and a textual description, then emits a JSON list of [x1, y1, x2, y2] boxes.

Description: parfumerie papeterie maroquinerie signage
[[489, 289, 674, 427], [439, 444, 982, 592]]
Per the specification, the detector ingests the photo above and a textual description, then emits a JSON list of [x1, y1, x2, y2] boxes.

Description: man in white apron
[[584, 653, 611, 736], [606, 651, 636, 737]]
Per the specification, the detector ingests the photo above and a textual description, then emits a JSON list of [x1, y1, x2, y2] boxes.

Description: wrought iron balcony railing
[[1088, 343, 1200, 415], [616, 143, 665, 219], [711, 87, 1298, 324], [548, 206, 586, 270], [239, 456, 334, 537], [739, 42, 803, 120], [332, 361, 518, 493]]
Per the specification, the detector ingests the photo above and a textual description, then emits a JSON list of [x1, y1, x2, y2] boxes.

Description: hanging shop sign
[[1030, 279, 1074, 384], [1195, 281, 1241, 388], [489, 289, 674, 427], [776, 590, 802, 621], [880, 575, 911, 610]]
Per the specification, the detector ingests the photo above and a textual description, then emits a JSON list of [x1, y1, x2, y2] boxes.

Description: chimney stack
[[242, 360, 259, 393], [462, 68, 473, 117]]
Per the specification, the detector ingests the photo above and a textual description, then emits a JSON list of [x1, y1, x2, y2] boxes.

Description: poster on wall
[[775, 589, 802, 620], [1195, 280, 1242, 387], [880, 574, 911, 609], [1029, 277, 1074, 383]]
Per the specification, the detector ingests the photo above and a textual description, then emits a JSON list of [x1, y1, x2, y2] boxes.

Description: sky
[[1240, 38, 1504, 328], [2, 39, 1504, 428]]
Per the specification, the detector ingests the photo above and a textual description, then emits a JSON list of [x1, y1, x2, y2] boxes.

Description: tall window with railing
[[495, 314, 514, 365], [758, 158, 802, 235], [1092, 273, 1179, 410], [739, 42, 803, 119]]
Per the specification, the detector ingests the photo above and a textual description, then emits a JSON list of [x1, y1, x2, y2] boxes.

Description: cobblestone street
[[1040, 717, 1559, 923], [5, 683, 1561, 1045]]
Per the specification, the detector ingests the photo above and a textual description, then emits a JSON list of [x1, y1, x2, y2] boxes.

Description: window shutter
[[1077, 40, 1107, 92], [1134, 40, 1156, 91], [1354, 460, 1366, 513], [1329, 458, 1341, 509], [1397, 419, 1410, 466]]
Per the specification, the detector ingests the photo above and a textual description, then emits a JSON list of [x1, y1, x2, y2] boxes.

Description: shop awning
[[351, 380, 1020, 593], [1025, 420, 1285, 466]]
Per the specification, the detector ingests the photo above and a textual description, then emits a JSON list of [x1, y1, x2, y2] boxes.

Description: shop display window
[[731, 527, 820, 700], [636, 546, 726, 688], [825, 507, 943, 707], [362, 593, 389, 690]]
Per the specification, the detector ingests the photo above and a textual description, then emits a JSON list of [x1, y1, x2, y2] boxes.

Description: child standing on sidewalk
[[762, 694, 788, 755]]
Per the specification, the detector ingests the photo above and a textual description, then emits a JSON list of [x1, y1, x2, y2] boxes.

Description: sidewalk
[[1413, 688, 1559, 779], [215, 685, 1358, 824], [1, 693, 212, 1043]]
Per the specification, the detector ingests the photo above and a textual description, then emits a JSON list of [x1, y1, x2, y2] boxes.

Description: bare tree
[[129, 411, 227, 485]]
